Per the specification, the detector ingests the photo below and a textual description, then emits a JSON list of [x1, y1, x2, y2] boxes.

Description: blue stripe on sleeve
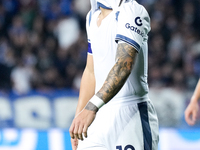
[[115, 34, 141, 52], [88, 42, 92, 54]]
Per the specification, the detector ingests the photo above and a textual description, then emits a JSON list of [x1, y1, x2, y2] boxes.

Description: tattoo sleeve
[[85, 102, 99, 112], [96, 43, 137, 103]]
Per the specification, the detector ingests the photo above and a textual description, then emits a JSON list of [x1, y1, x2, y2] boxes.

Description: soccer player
[[185, 79, 200, 126], [69, 0, 159, 149]]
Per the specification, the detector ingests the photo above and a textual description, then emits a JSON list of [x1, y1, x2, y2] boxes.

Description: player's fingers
[[192, 110, 197, 123], [185, 111, 194, 126], [69, 123, 75, 139], [185, 110, 193, 125], [78, 124, 84, 140], [73, 123, 79, 139], [83, 125, 88, 138]]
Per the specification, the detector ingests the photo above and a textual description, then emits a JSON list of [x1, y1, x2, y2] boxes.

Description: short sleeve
[[86, 11, 93, 54], [115, 2, 151, 52]]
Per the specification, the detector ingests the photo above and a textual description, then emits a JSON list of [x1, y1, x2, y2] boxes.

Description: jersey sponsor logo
[[135, 17, 143, 26], [125, 23, 144, 37]]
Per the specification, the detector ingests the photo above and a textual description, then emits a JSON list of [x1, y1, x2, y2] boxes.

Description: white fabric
[[116, 0, 151, 51], [81, 0, 159, 150], [87, 10, 119, 97], [86, 1, 151, 102], [90, 0, 98, 14], [77, 101, 159, 150], [114, 1, 151, 99]]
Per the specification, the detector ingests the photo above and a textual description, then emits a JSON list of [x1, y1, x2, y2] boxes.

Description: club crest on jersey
[[125, 23, 144, 37]]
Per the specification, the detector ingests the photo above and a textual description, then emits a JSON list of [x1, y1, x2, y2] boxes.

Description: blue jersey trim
[[115, 34, 140, 52], [115, 11, 120, 21], [138, 102, 152, 150], [89, 11, 92, 26], [97, 2, 112, 9], [88, 42, 92, 54]]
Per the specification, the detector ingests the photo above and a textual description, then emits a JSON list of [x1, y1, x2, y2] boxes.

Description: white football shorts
[[77, 100, 159, 150]]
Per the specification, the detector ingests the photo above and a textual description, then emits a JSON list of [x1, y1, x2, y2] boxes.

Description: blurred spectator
[[55, 16, 80, 50], [11, 59, 33, 94], [148, 0, 200, 91], [0, 0, 200, 94]]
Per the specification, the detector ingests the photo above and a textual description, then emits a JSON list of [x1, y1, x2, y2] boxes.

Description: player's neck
[[97, 7, 113, 27], [99, 7, 113, 18]]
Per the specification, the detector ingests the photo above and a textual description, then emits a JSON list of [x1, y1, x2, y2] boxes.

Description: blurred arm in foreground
[[185, 79, 200, 125]]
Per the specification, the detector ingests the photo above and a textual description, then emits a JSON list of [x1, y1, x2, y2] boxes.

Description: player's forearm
[[191, 79, 200, 102], [75, 66, 95, 115], [96, 43, 137, 103], [96, 60, 131, 103]]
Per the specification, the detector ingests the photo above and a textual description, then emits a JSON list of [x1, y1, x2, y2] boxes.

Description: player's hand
[[185, 99, 199, 126], [71, 138, 78, 150], [69, 109, 96, 140]]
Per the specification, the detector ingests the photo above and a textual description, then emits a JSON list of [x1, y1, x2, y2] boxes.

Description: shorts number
[[116, 145, 135, 150]]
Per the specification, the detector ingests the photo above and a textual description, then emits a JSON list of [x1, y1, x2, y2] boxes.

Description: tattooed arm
[[96, 42, 137, 103], [69, 43, 137, 141]]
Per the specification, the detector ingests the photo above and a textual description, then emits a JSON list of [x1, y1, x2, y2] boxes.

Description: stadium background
[[0, 0, 200, 149]]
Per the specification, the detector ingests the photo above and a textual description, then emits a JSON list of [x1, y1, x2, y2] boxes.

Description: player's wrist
[[85, 95, 105, 112], [191, 96, 199, 103], [90, 95, 105, 109]]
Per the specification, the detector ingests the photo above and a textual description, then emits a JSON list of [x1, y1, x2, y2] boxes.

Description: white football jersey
[[86, 0, 151, 102]]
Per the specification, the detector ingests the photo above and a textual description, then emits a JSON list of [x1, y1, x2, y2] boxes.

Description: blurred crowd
[[0, 0, 90, 94], [146, 0, 200, 91], [0, 0, 200, 95]]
